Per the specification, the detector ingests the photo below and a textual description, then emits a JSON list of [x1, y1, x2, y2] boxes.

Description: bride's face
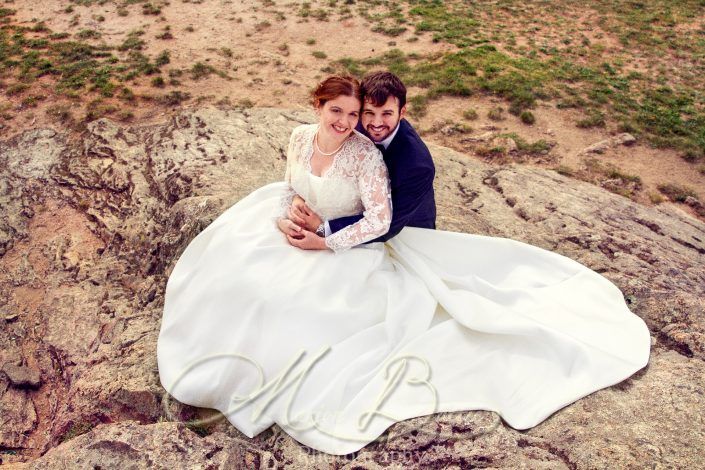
[[316, 95, 361, 143]]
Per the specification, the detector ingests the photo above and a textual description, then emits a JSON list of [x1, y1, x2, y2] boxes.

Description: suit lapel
[[383, 120, 409, 182]]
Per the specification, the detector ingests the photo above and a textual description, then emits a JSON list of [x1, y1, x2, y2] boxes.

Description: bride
[[157, 75, 651, 455]]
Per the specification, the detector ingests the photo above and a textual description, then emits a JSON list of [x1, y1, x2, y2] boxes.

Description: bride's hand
[[289, 198, 323, 232], [277, 218, 303, 239], [287, 230, 328, 250]]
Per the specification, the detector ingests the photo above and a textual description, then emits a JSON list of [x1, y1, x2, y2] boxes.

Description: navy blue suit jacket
[[328, 119, 436, 242]]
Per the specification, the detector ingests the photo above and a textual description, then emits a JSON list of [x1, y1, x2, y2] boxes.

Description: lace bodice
[[278, 124, 392, 252]]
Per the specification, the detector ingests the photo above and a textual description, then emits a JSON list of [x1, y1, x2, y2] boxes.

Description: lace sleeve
[[325, 148, 392, 253], [274, 127, 301, 220]]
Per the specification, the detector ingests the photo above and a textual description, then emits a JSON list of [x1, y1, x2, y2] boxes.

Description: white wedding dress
[[157, 124, 651, 455]]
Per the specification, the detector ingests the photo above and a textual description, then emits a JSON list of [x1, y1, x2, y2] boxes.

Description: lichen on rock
[[1, 108, 703, 468]]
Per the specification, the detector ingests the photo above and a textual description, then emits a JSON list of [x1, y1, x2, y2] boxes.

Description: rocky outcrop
[[1, 108, 703, 468], [579, 133, 637, 154]]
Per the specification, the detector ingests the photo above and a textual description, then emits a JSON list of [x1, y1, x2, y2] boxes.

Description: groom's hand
[[289, 196, 323, 233]]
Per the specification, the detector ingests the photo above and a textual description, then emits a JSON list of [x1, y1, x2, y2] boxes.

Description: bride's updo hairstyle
[[311, 75, 363, 109]]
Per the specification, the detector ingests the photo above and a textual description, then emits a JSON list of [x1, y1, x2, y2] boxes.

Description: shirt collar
[[376, 120, 402, 150]]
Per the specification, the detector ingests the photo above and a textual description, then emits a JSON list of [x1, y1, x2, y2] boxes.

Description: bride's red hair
[[311, 75, 362, 109]]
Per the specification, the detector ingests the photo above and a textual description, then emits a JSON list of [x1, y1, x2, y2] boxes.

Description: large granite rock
[[0, 108, 703, 468]]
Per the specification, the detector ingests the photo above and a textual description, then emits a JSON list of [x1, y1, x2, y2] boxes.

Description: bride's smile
[[316, 94, 360, 151]]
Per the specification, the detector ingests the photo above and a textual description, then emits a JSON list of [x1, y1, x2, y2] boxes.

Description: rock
[[684, 196, 701, 208], [61, 249, 80, 271], [2, 129, 60, 180], [0, 381, 38, 449], [4, 313, 19, 322], [0, 107, 704, 467], [613, 132, 637, 146], [439, 125, 454, 136], [14, 421, 278, 469], [520, 351, 705, 469], [2, 363, 42, 388], [495, 136, 518, 153], [429, 120, 471, 137], [579, 133, 636, 156], [463, 131, 496, 142], [581, 139, 611, 154]]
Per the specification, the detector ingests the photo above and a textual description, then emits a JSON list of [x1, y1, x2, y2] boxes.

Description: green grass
[[657, 183, 698, 202], [6, 83, 30, 95], [371, 24, 407, 37], [591, 0, 705, 51], [336, 46, 551, 114], [324, 0, 705, 162], [501, 132, 553, 156], [0, 8, 17, 19], [606, 167, 642, 185], [488, 106, 505, 121], [46, 103, 72, 122], [190, 62, 216, 79], [118, 86, 136, 102], [21, 94, 45, 107], [157, 90, 190, 106], [1, 0, 703, 163], [59, 420, 95, 443], [520, 110, 535, 125], [577, 110, 606, 128], [579, 157, 644, 199], [142, 3, 162, 15], [155, 50, 170, 66], [409, 1, 486, 47], [76, 29, 101, 40], [237, 98, 254, 108], [0, 11, 173, 106], [155, 31, 174, 40], [475, 145, 506, 158], [463, 108, 478, 120], [118, 30, 146, 51], [85, 98, 118, 121], [185, 419, 212, 437]]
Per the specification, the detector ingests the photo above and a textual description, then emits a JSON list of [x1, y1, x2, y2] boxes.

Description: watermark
[[161, 346, 500, 449]]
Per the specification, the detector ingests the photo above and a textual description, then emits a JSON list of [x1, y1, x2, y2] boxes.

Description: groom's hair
[[361, 71, 407, 111], [311, 75, 362, 109]]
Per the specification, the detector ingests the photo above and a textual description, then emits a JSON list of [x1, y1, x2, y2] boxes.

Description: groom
[[288, 71, 436, 246]]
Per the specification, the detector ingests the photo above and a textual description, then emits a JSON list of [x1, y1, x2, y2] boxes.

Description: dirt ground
[[1, 0, 704, 217]]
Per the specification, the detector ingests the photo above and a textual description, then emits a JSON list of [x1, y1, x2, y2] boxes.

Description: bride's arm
[[276, 158, 297, 219], [324, 148, 392, 253], [274, 126, 306, 238], [274, 126, 303, 221]]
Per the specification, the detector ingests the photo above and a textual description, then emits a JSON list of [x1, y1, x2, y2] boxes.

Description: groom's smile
[[361, 95, 407, 143]]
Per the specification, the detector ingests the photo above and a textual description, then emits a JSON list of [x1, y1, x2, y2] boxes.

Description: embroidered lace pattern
[[278, 124, 392, 252]]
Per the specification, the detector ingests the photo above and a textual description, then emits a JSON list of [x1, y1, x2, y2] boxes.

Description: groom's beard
[[365, 124, 391, 142]]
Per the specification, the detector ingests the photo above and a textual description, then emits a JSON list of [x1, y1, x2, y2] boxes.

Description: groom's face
[[361, 96, 407, 143]]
